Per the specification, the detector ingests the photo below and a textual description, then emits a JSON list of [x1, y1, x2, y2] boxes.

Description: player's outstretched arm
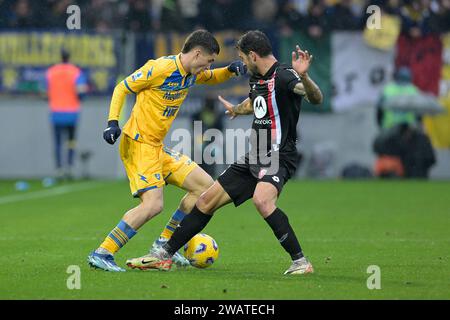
[[103, 82, 130, 144], [291, 45, 323, 105], [197, 61, 247, 85], [227, 61, 247, 77], [293, 75, 323, 105], [218, 96, 252, 119]]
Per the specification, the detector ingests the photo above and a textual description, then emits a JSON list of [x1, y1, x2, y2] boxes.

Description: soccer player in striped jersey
[[87, 30, 246, 271]]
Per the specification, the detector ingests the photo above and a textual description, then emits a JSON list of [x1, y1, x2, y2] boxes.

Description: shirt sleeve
[[195, 67, 234, 85], [122, 60, 165, 93], [278, 68, 303, 94], [107, 82, 129, 121], [108, 59, 171, 121]]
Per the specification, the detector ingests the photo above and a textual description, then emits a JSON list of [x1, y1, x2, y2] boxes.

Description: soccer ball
[[183, 233, 219, 268]]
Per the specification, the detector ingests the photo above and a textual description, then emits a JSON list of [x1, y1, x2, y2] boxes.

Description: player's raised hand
[[103, 120, 121, 144], [227, 61, 247, 76], [218, 95, 237, 120], [292, 45, 313, 76]]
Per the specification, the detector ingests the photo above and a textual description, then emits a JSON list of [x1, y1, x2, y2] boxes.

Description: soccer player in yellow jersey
[[87, 30, 246, 271]]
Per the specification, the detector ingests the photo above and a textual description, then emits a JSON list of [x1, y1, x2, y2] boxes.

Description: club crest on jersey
[[267, 78, 275, 92], [258, 168, 268, 179], [253, 96, 267, 119], [155, 173, 161, 180]]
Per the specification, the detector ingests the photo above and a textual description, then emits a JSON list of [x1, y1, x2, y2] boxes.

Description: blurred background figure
[[326, 0, 363, 30], [192, 97, 225, 178], [45, 49, 88, 180], [376, 67, 420, 130], [126, 0, 153, 32], [304, 0, 330, 39], [6, 0, 35, 28], [373, 123, 436, 179], [373, 66, 438, 179]]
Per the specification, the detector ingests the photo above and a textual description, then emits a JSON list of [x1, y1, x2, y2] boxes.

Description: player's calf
[[138, 201, 164, 222], [264, 207, 306, 263], [123, 190, 164, 228], [252, 181, 279, 216], [252, 194, 277, 218]]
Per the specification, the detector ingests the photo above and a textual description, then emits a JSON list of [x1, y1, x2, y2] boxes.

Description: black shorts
[[217, 153, 296, 207]]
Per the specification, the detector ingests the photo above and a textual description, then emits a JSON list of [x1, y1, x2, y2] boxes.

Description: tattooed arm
[[232, 98, 253, 115], [218, 96, 252, 119], [293, 73, 323, 104], [291, 44, 323, 105]]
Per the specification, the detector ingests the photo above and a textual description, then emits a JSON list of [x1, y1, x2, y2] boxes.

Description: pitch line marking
[[0, 182, 102, 205]]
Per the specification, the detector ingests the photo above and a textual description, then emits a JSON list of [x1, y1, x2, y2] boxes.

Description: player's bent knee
[[196, 193, 216, 214], [141, 202, 163, 220], [178, 193, 196, 213], [252, 195, 275, 217]]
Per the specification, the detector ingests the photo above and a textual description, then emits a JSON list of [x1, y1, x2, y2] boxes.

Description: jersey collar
[[255, 61, 279, 79], [176, 54, 188, 77], [263, 61, 279, 78]]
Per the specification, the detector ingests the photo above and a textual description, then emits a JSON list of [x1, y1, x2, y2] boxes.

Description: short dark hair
[[61, 49, 70, 62], [182, 30, 220, 55], [236, 30, 272, 57]]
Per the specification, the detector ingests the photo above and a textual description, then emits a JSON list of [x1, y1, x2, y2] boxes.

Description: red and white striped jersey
[[248, 61, 304, 158]]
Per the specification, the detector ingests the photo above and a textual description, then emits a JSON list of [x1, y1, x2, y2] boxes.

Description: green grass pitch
[[0, 179, 449, 299]]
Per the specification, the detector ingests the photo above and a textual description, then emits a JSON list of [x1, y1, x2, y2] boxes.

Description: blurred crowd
[[1, 0, 450, 35]]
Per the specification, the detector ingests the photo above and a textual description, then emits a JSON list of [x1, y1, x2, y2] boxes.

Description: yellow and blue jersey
[[108, 54, 234, 146]]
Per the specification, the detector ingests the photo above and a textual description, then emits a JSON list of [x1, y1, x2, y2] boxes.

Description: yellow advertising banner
[[0, 32, 117, 93], [424, 33, 450, 148]]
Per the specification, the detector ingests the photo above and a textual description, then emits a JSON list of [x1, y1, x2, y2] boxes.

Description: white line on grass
[[0, 182, 102, 205]]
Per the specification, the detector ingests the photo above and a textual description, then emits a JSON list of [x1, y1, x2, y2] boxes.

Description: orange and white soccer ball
[[183, 233, 219, 268]]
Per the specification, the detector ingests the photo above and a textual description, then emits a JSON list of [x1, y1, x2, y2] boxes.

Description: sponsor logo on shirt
[[254, 119, 272, 125], [253, 96, 267, 119], [131, 71, 143, 81]]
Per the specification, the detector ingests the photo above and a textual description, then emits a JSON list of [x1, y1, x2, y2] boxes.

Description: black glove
[[103, 120, 121, 145], [227, 61, 247, 76]]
